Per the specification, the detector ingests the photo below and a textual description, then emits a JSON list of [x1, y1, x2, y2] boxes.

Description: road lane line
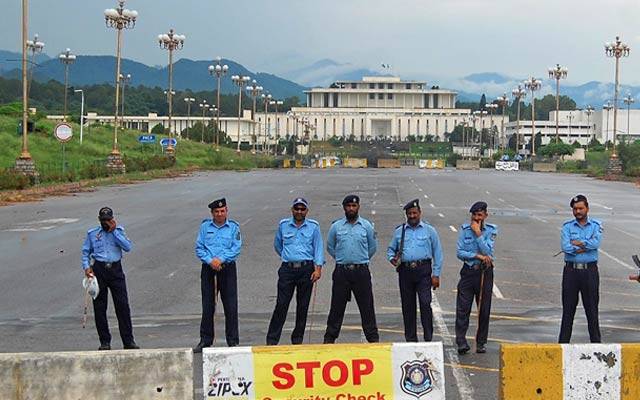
[[371, 210, 377, 215], [430, 203, 435, 208], [438, 213, 445, 218], [592, 202, 613, 210], [241, 218, 252, 226], [486, 191, 490, 195], [424, 194, 429, 199], [498, 198, 505, 203], [599, 249, 634, 270], [492, 283, 505, 299], [449, 225, 458, 232], [432, 297, 475, 399], [445, 363, 499, 373], [610, 225, 640, 240]]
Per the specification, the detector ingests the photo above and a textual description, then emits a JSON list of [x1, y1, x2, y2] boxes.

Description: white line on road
[[289, 189, 294, 193], [372, 201, 377, 205], [611, 226, 640, 240], [486, 191, 490, 195], [430, 203, 435, 208], [531, 215, 549, 224], [241, 218, 252, 226], [371, 210, 377, 215], [374, 193, 378, 197], [492, 284, 505, 299], [432, 297, 475, 400], [438, 213, 445, 218], [592, 202, 613, 210], [449, 225, 458, 232], [498, 198, 505, 203], [599, 249, 634, 270], [423, 194, 429, 199], [418, 188, 423, 192]]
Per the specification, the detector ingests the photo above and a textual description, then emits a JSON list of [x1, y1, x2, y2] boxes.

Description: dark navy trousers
[[200, 262, 239, 346], [455, 264, 494, 348], [398, 261, 433, 342], [92, 261, 134, 346], [559, 263, 601, 343]]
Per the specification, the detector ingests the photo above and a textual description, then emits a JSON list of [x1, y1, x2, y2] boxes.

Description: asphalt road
[[1, 168, 639, 399]]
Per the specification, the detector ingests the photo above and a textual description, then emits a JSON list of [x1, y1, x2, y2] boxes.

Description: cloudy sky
[[3, 0, 640, 86]]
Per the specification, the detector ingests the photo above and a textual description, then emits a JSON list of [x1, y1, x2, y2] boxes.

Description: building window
[[369, 83, 375, 89], [351, 83, 357, 89], [406, 83, 412, 90], [387, 83, 393, 89], [369, 93, 375, 100], [323, 93, 329, 108], [388, 93, 393, 100], [333, 93, 339, 108], [378, 93, 384, 100], [378, 83, 384, 89]]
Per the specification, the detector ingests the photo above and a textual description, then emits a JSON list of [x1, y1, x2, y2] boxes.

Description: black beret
[[404, 199, 420, 211], [98, 207, 113, 220], [469, 201, 488, 213], [342, 195, 360, 206], [570, 194, 588, 207], [208, 198, 227, 210]]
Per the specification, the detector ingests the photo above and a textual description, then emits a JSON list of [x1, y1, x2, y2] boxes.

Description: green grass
[[0, 115, 276, 188]]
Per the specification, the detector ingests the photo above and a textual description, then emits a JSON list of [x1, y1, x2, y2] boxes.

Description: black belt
[[337, 263, 368, 270], [94, 260, 121, 269], [565, 261, 597, 270], [283, 260, 313, 269], [463, 263, 491, 271], [399, 259, 431, 269]]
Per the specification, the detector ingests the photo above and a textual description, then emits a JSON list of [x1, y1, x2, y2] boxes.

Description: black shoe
[[98, 344, 111, 351], [193, 341, 211, 353], [476, 344, 487, 354], [457, 345, 470, 355], [124, 341, 140, 350]]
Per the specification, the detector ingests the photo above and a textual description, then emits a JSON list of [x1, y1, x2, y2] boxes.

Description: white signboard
[[54, 122, 73, 143], [495, 161, 519, 171]]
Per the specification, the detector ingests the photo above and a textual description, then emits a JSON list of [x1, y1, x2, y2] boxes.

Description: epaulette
[[201, 218, 211, 225], [562, 219, 575, 226], [279, 218, 290, 225], [461, 223, 471, 230], [228, 219, 240, 227], [485, 223, 497, 230], [306, 218, 320, 226], [87, 226, 101, 234], [590, 218, 602, 226]]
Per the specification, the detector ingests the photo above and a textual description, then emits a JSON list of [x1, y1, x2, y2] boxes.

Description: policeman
[[387, 199, 443, 342], [323, 195, 379, 344], [455, 201, 498, 355], [559, 194, 603, 343], [266, 197, 324, 345], [194, 198, 242, 352], [81, 207, 139, 350]]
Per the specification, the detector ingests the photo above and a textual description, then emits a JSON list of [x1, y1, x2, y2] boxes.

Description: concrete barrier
[[203, 343, 445, 400], [0, 349, 193, 400], [377, 159, 401, 168], [455, 160, 480, 170], [314, 157, 337, 168], [500, 343, 640, 399], [343, 158, 367, 168], [532, 162, 557, 172], [419, 159, 445, 169], [495, 161, 519, 171]]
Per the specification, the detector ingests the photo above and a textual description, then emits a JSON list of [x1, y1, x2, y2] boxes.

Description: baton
[[82, 287, 90, 329], [307, 281, 318, 344]]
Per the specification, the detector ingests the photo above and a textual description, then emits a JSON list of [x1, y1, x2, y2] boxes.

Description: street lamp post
[[184, 97, 195, 140], [524, 77, 542, 157], [104, 0, 137, 173], [26, 34, 44, 97], [567, 111, 573, 141], [548, 64, 568, 143], [74, 89, 85, 144], [58, 49, 76, 121], [158, 29, 185, 157], [271, 99, 283, 154], [198, 100, 208, 143], [231, 75, 251, 154], [472, 110, 487, 157], [209, 106, 217, 143], [604, 36, 630, 162], [208, 57, 229, 150], [623, 94, 634, 143], [511, 85, 527, 154], [16, 0, 35, 175], [486, 103, 498, 151], [495, 94, 509, 151], [603, 101, 613, 149], [585, 105, 594, 150], [119, 73, 131, 127], [246, 80, 263, 153], [261, 93, 272, 152]]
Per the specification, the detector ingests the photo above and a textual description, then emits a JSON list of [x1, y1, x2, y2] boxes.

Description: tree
[[539, 142, 575, 157], [479, 94, 487, 111]]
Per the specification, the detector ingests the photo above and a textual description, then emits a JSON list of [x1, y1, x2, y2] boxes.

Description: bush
[[123, 155, 175, 172], [0, 168, 32, 190], [78, 163, 109, 179], [446, 152, 461, 167]]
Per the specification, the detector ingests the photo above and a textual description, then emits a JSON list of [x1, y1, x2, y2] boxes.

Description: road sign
[[54, 122, 73, 143], [138, 134, 156, 144], [160, 138, 177, 147]]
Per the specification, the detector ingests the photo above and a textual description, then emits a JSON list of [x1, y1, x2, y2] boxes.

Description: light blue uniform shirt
[[81, 225, 132, 270], [327, 216, 377, 264], [386, 221, 444, 277], [274, 217, 325, 266], [456, 223, 498, 266], [195, 219, 242, 265], [561, 217, 602, 263]]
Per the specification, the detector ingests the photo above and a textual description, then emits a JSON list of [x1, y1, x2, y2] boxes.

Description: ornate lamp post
[[208, 57, 229, 150], [585, 105, 594, 149], [119, 73, 131, 125], [548, 64, 568, 143], [524, 77, 542, 157], [198, 100, 208, 143], [623, 94, 634, 142], [208, 106, 217, 143], [158, 29, 185, 157], [232, 75, 251, 154], [270, 99, 283, 154], [604, 36, 630, 162], [26, 33, 44, 97], [495, 93, 509, 151], [603, 101, 613, 149], [246, 80, 263, 152], [58, 49, 76, 121], [485, 103, 498, 151], [104, 0, 137, 173], [261, 93, 272, 151], [16, 0, 37, 175], [184, 97, 195, 139], [511, 85, 527, 154]]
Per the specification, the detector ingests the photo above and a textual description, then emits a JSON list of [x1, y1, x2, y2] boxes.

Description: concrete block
[[377, 159, 401, 168], [532, 162, 557, 172], [455, 160, 480, 170]]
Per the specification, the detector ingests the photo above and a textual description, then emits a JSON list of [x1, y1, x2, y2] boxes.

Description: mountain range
[[2, 50, 638, 109]]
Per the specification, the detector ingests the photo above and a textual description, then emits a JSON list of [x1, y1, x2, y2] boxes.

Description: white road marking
[[438, 213, 445, 218], [592, 202, 613, 210], [449, 225, 458, 232], [430, 203, 435, 208], [486, 191, 490, 195], [418, 188, 423, 192], [37, 218, 79, 224], [531, 215, 549, 224], [424, 194, 429, 199], [492, 284, 505, 299], [241, 218, 252, 226], [498, 198, 505, 203], [372, 201, 377, 205], [7, 226, 55, 232], [371, 210, 377, 215], [289, 189, 294, 193], [432, 297, 475, 400], [599, 249, 634, 270], [611, 226, 640, 240], [374, 192, 378, 197]]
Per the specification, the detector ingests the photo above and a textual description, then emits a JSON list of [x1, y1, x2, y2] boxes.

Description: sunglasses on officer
[[293, 206, 307, 212]]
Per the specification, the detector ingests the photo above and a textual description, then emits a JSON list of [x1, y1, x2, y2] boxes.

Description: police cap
[[208, 198, 227, 210], [469, 201, 488, 213], [292, 197, 309, 208], [570, 194, 588, 207], [403, 199, 420, 211], [98, 207, 114, 221], [342, 195, 360, 206]]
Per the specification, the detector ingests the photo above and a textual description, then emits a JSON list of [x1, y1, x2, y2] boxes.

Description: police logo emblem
[[218, 201, 223, 207], [400, 360, 435, 398]]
